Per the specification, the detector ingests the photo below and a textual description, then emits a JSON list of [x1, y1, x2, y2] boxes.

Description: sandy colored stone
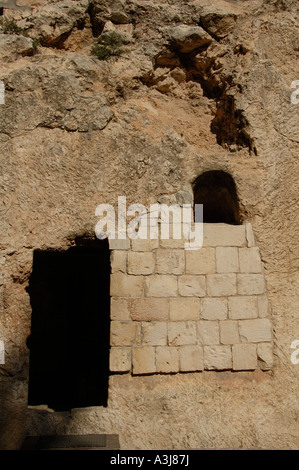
[[220, 321, 239, 345], [111, 297, 131, 321], [185, 247, 216, 274], [178, 275, 206, 297], [110, 347, 131, 372], [156, 346, 179, 373], [166, 25, 212, 53], [141, 321, 167, 346], [239, 247, 262, 273], [228, 296, 258, 320], [257, 295, 270, 318], [132, 347, 156, 375], [257, 342, 274, 370], [128, 251, 155, 275], [156, 248, 185, 274], [0, 340, 4, 365], [216, 247, 239, 273], [239, 318, 272, 343], [179, 345, 204, 372], [237, 274, 265, 295], [207, 274, 237, 297], [201, 297, 227, 320], [168, 321, 197, 346], [245, 223, 256, 248], [159, 236, 185, 249], [109, 238, 130, 250], [1, 0, 298, 452], [197, 320, 219, 345], [145, 275, 178, 297], [131, 238, 159, 251], [169, 297, 200, 321], [110, 273, 144, 297], [110, 250, 127, 273], [199, 3, 239, 39], [204, 345, 232, 370], [203, 224, 246, 247], [110, 321, 138, 347], [232, 344, 257, 370], [131, 298, 169, 321]]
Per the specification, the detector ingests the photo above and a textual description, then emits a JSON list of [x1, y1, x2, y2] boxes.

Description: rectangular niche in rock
[[27, 237, 111, 412]]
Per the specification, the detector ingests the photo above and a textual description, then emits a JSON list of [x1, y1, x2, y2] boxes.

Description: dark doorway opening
[[27, 237, 111, 412], [193, 171, 241, 224]]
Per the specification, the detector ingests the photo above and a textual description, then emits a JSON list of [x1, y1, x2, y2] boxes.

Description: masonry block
[[131, 298, 169, 321], [239, 318, 272, 343], [257, 342, 274, 370], [159, 236, 185, 249], [245, 222, 255, 247], [232, 343, 257, 370], [156, 249, 185, 274], [156, 346, 180, 373], [203, 224, 246, 247], [169, 298, 200, 321], [109, 347, 131, 372], [257, 295, 270, 318], [239, 247, 262, 273], [204, 345, 232, 370], [207, 274, 237, 297], [110, 321, 137, 346], [128, 251, 155, 275], [111, 250, 127, 273], [185, 247, 216, 274], [178, 275, 206, 297], [111, 297, 131, 321], [201, 297, 228, 320], [168, 321, 197, 346], [109, 237, 130, 250], [220, 320, 239, 344], [132, 347, 156, 375], [131, 238, 159, 251], [179, 345, 204, 372], [237, 274, 265, 295], [110, 273, 144, 297], [228, 296, 258, 319], [216, 247, 239, 273], [145, 275, 178, 297], [197, 320, 219, 345], [141, 321, 168, 346]]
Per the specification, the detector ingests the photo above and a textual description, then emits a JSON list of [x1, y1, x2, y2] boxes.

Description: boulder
[[0, 33, 34, 60], [199, 3, 240, 39], [165, 25, 212, 53], [20, 0, 89, 46]]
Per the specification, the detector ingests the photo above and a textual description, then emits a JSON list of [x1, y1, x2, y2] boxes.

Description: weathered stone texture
[[131, 298, 169, 321], [201, 297, 228, 320], [1, 0, 294, 452], [178, 275, 206, 297], [179, 345, 204, 372], [204, 345, 232, 370], [232, 344, 257, 370]]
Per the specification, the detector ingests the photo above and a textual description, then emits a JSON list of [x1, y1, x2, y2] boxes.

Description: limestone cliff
[[0, 0, 298, 450]]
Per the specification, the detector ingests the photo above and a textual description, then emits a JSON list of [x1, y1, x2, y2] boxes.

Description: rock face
[[0, 0, 299, 451]]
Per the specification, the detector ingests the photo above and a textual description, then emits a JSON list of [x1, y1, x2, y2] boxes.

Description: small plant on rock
[[1, 17, 23, 35], [91, 31, 124, 61]]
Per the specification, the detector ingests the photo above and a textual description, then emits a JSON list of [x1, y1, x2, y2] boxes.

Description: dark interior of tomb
[[27, 238, 111, 412], [193, 171, 241, 224]]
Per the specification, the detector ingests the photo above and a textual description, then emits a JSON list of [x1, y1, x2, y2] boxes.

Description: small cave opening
[[193, 170, 242, 225], [26, 237, 111, 412]]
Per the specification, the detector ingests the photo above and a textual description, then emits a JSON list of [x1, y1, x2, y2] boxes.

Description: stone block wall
[[109, 223, 274, 375]]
